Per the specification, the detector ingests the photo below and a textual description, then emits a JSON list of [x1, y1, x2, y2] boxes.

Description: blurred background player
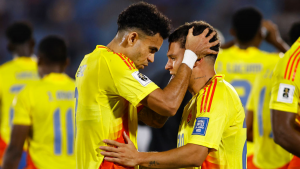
[[100, 21, 246, 169], [270, 23, 300, 169], [2, 36, 76, 169], [215, 6, 289, 163], [75, 2, 218, 169], [246, 60, 291, 168], [0, 22, 38, 169]]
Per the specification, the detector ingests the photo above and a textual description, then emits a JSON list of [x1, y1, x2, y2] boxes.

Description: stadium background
[[0, 0, 299, 151]]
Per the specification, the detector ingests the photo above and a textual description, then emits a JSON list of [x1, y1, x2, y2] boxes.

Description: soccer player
[[246, 63, 290, 169], [215, 7, 289, 162], [270, 26, 300, 169], [75, 2, 218, 169], [2, 36, 76, 169], [99, 21, 246, 169], [0, 22, 38, 168]]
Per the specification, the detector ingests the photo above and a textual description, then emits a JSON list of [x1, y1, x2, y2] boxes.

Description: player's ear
[[193, 58, 203, 68], [127, 32, 139, 46]]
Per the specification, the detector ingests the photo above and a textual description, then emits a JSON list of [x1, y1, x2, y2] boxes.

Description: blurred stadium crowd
[[0, 0, 300, 169]]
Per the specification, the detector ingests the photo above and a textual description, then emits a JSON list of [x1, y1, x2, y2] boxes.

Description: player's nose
[[147, 54, 154, 63], [165, 59, 172, 70]]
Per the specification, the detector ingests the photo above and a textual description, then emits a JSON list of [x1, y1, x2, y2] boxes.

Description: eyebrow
[[149, 46, 158, 53]]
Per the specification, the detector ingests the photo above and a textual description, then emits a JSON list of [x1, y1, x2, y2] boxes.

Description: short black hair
[[118, 2, 171, 39], [168, 21, 220, 62], [38, 36, 67, 64], [5, 22, 33, 44], [232, 7, 263, 43], [289, 22, 300, 44]]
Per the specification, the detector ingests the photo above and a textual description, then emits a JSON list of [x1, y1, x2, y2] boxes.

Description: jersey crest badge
[[132, 71, 152, 87], [277, 83, 295, 103], [192, 117, 209, 136]]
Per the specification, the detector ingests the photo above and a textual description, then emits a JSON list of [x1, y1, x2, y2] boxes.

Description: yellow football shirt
[[0, 56, 38, 163], [247, 64, 290, 168], [75, 45, 159, 169], [13, 73, 76, 169], [269, 37, 300, 165], [177, 75, 246, 169], [216, 46, 280, 156]]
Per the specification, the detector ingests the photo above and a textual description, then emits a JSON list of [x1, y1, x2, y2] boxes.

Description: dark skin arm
[[246, 110, 254, 142], [100, 132, 210, 168], [271, 109, 300, 157], [2, 125, 30, 169], [141, 28, 219, 117], [138, 106, 169, 128]]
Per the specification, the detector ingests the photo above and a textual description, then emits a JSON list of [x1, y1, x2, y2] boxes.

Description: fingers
[[99, 146, 120, 153], [123, 131, 133, 145], [207, 49, 219, 55], [103, 139, 123, 147], [208, 40, 220, 47], [101, 151, 120, 158], [200, 28, 209, 37], [207, 31, 216, 40], [104, 157, 120, 163], [187, 27, 194, 37]]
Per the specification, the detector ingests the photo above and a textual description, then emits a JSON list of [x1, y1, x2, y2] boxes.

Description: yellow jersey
[[269, 37, 300, 166], [75, 45, 159, 169], [247, 64, 290, 168], [177, 75, 246, 169], [216, 46, 280, 157], [0, 56, 38, 164], [13, 73, 76, 169]]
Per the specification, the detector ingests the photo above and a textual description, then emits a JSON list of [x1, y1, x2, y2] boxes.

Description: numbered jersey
[[247, 64, 290, 168], [216, 46, 280, 107], [0, 57, 38, 163], [75, 45, 159, 169], [177, 75, 246, 169], [270, 37, 300, 167], [13, 73, 76, 169]]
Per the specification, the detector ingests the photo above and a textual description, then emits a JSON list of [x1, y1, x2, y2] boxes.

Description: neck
[[40, 65, 64, 78], [235, 36, 262, 49], [188, 67, 216, 96], [13, 44, 33, 57]]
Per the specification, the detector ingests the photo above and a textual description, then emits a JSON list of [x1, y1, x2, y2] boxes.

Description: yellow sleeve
[[188, 101, 227, 150], [105, 55, 159, 107], [13, 86, 32, 125], [269, 77, 299, 113]]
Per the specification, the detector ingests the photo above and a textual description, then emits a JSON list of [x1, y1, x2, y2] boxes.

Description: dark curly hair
[[118, 2, 171, 39], [232, 7, 262, 43], [38, 35, 67, 64], [5, 22, 33, 44], [168, 21, 220, 61], [289, 22, 300, 44]]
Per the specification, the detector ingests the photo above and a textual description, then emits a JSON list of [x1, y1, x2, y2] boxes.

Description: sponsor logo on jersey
[[277, 83, 295, 103], [132, 71, 151, 87], [192, 117, 209, 136], [76, 65, 87, 77]]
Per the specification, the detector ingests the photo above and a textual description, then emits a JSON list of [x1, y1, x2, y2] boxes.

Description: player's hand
[[99, 131, 140, 167], [185, 27, 219, 59], [263, 20, 283, 45]]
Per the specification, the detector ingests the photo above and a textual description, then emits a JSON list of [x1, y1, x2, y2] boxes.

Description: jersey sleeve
[[105, 54, 159, 107], [269, 76, 299, 113], [13, 86, 33, 125], [187, 98, 227, 150]]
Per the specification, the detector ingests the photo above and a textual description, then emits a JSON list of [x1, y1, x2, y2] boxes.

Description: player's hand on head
[[99, 131, 140, 167], [185, 27, 219, 59], [262, 20, 282, 45]]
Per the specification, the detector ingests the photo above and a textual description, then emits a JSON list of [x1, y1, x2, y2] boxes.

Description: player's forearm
[[138, 106, 169, 128], [272, 39, 289, 53], [161, 63, 191, 115], [272, 110, 300, 156], [2, 146, 23, 169], [138, 144, 207, 168]]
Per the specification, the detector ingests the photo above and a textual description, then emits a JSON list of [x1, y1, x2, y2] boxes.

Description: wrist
[[137, 152, 145, 166], [182, 50, 198, 69]]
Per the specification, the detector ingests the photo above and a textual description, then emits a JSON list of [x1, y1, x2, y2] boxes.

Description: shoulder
[[0, 60, 15, 71]]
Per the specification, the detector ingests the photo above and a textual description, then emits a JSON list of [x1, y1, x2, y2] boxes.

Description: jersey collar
[[42, 73, 69, 83]]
